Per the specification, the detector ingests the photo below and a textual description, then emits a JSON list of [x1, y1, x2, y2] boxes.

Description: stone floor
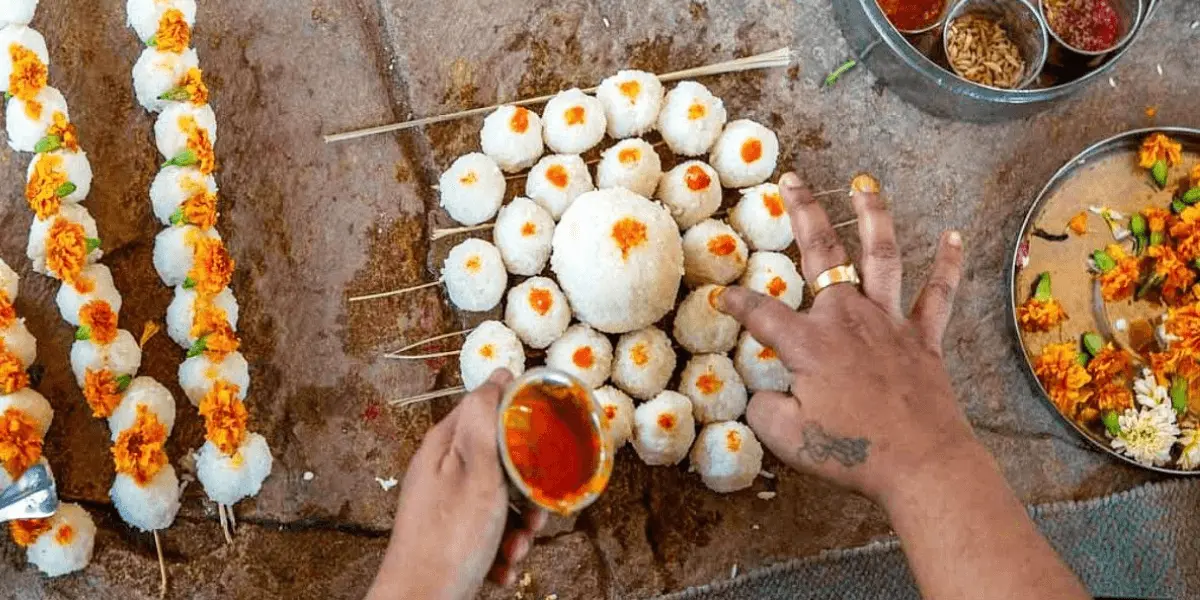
[[1, 0, 1197, 598]]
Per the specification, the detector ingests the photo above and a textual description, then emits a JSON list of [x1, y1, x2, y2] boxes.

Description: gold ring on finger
[[810, 264, 861, 297]]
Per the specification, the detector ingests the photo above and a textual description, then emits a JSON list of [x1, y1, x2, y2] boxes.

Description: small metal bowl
[[943, 0, 1050, 90], [879, 0, 951, 35], [1039, 0, 1144, 57]]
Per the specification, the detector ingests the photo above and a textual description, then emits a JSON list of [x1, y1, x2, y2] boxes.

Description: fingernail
[[779, 172, 802, 190], [850, 173, 881, 194], [948, 231, 963, 248]]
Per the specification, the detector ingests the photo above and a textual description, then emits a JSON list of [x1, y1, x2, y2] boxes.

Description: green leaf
[[1033, 272, 1052, 301], [85, 237, 101, 253], [1150, 230, 1166, 246], [1074, 352, 1089, 367], [169, 208, 185, 226], [146, 35, 158, 47], [1082, 332, 1104, 357], [3, 91, 11, 100], [55, 182, 77, 198], [157, 86, 192, 102], [1130, 213, 1147, 236], [116, 374, 133, 392], [1183, 188, 1200, 205], [1092, 249, 1116, 273], [182, 277, 196, 289], [1152, 160, 1168, 188], [1192, 258, 1200, 271], [74, 326, 91, 341], [1136, 273, 1165, 300], [186, 335, 208, 358], [1171, 376, 1188, 416], [1102, 411, 1121, 436], [162, 149, 198, 168], [823, 59, 858, 88], [33, 135, 62, 154], [1134, 232, 1148, 255], [1172, 199, 1187, 214]]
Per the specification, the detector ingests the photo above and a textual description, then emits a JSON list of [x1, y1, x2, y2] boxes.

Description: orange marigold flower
[[25, 154, 67, 220], [1148, 245, 1196, 306], [46, 112, 79, 152], [45, 217, 89, 286], [180, 116, 217, 174], [1164, 302, 1200, 356], [83, 369, 124, 418], [181, 190, 218, 229], [1093, 381, 1133, 414], [1170, 208, 1200, 262], [0, 342, 30, 394], [1033, 342, 1092, 418], [1087, 344, 1131, 383], [111, 405, 168, 485], [0, 408, 43, 479], [8, 45, 47, 102], [202, 321, 240, 359], [188, 237, 235, 296], [1142, 207, 1171, 234], [199, 381, 248, 456], [1138, 133, 1183, 168], [178, 67, 209, 105], [190, 299, 229, 340], [79, 301, 119, 345], [9, 518, 51, 547], [0, 293, 15, 330], [1191, 164, 1200, 189], [1067, 212, 1088, 235], [154, 8, 192, 53], [1098, 252, 1140, 302], [1017, 297, 1067, 332]]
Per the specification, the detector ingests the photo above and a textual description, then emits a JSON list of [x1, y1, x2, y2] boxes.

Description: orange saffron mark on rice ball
[[572, 346, 594, 369], [684, 165, 712, 191], [83, 369, 123, 418], [687, 102, 707, 120], [0, 408, 42, 478], [618, 147, 641, 165], [112, 405, 169, 485], [725, 428, 742, 452], [528, 288, 553, 315], [520, 221, 537, 236], [8, 45, 47, 103], [707, 286, 725, 310], [763, 192, 785, 217], [546, 164, 569, 188], [459, 170, 478, 185], [696, 371, 724, 395], [79, 301, 119, 345], [54, 524, 74, 546], [740, 139, 763, 163], [757, 346, 777, 360], [611, 218, 648, 260], [9, 519, 51, 547], [707, 234, 738, 257], [630, 343, 649, 366], [465, 255, 482, 273], [564, 105, 586, 125], [766, 276, 787, 298], [657, 413, 676, 430], [0, 342, 30, 394], [479, 344, 495, 359], [24, 153, 66, 220], [618, 80, 641, 101], [155, 8, 192, 54], [602, 405, 617, 426], [509, 107, 530, 133], [199, 381, 249, 456]]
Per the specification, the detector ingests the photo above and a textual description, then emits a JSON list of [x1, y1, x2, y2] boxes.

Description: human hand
[[716, 172, 979, 507], [367, 369, 548, 600]]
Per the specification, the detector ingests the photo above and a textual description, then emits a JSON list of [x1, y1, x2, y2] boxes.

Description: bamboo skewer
[[324, 48, 792, 143], [217, 504, 232, 545], [391, 386, 467, 407], [226, 504, 237, 533], [349, 279, 443, 303], [386, 329, 474, 356], [154, 531, 167, 600], [385, 350, 461, 360]]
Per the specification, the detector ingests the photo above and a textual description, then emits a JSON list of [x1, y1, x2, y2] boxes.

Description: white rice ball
[[0, 257, 18, 300], [656, 81, 727, 157], [541, 88, 606, 155], [596, 70, 664, 139], [132, 47, 199, 112], [631, 390, 696, 466], [493, 197, 554, 276], [127, 0, 197, 42], [730, 183, 793, 251], [740, 251, 804, 310], [595, 138, 662, 198], [0, 317, 37, 367], [27, 203, 102, 278], [154, 101, 216, 160], [689, 421, 763, 493], [6, 86, 67, 152], [525, 154, 594, 220], [0, 25, 49, 92], [0, 388, 53, 437], [179, 350, 250, 406], [709, 120, 779, 188], [196, 433, 273, 505], [110, 466, 181, 532], [0, 1, 39, 27], [595, 385, 635, 450], [25, 502, 95, 577], [459, 320, 525, 391], [673, 285, 740, 354], [551, 188, 683, 333], [480, 105, 544, 172], [166, 285, 239, 349], [437, 153, 505, 226], [682, 219, 748, 287], [504, 276, 570, 349], [70, 329, 141, 387], [56, 265, 123, 327], [27, 150, 93, 204], [108, 376, 177, 440], [442, 238, 506, 312], [734, 331, 790, 393], [679, 353, 747, 424], [153, 224, 220, 287], [545, 324, 613, 389], [150, 165, 218, 225], [655, 160, 722, 230], [611, 326, 675, 401]]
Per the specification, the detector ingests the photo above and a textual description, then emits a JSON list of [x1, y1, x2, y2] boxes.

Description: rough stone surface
[[1, 0, 1196, 598]]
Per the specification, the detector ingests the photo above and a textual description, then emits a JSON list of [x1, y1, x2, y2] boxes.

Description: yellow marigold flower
[[181, 190, 218, 229], [46, 112, 79, 152], [199, 381, 248, 456], [45, 217, 89, 287], [0, 408, 42, 479], [112, 405, 168, 485], [24, 153, 66, 220], [1017, 297, 1067, 332], [83, 369, 123, 418], [188, 237, 234, 296], [1142, 207, 1171, 234], [1099, 249, 1141, 302], [8, 44, 47, 102], [1033, 342, 1092, 418], [1087, 344, 1131, 383], [1138, 133, 1183, 169], [178, 67, 208, 105], [0, 342, 30, 394], [154, 9, 191, 53], [179, 115, 216, 174], [79, 301, 119, 345]]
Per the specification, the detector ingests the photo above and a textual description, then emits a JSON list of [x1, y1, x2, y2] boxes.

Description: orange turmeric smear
[[459, 170, 478, 185], [740, 139, 763, 164], [180, 116, 217, 174], [528, 287, 553, 315], [199, 381, 249, 456], [25, 153, 67, 220], [618, 80, 641, 101], [0, 408, 42, 479], [502, 380, 604, 514], [0, 293, 16, 330], [479, 343, 495, 359], [112, 405, 168, 485], [564, 105, 586, 125], [618, 147, 641, 165], [155, 8, 192, 53], [520, 221, 537, 237], [9, 518, 51, 548], [766, 276, 787, 298], [757, 346, 777, 361], [546, 164, 569, 189], [178, 67, 210, 105], [188, 237, 235, 296], [79, 301, 119, 345], [687, 102, 707, 120], [8, 44, 47, 103], [45, 217, 89, 286], [182, 190, 219, 229], [763, 192, 785, 218], [725, 428, 742, 452], [47, 112, 80, 152], [1138, 133, 1182, 168], [54, 524, 75, 546], [696, 371, 724, 395], [465, 255, 482, 273], [611, 217, 648, 260], [509, 107, 530, 134], [602, 405, 618, 423], [83, 369, 123, 418], [656, 413, 676, 430], [572, 346, 594, 369], [707, 234, 738, 257], [0, 342, 30, 394], [630, 343, 649, 366]]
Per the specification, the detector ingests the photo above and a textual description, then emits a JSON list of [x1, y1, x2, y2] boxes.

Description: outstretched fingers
[[851, 181, 903, 317], [911, 231, 965, 352], [780, 172, 850, 283]]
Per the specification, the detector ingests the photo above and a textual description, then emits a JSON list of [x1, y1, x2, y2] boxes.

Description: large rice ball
[[740, 252, 804, 309], [166, 285, 239, 349], [682, 219, 748, 287], [150, 166, 218, 225], [595, 385, 635, 450], [127, 0, 198, 42], [595, 138, 662, 198], [56, 264, 123, 326], [504, 276, 570, 349], [631, 390, 696, 466], [25, 502, 95, 577], [480, 105, 544, 172], [196, 433, 273, 505], [730, 183, 793, 251], [132, 47, 200, 112], [611, 326, 675, 400], [442, 238, 506, 312], [0, 257, 18, 300], [525, 154, 594, 220], [0, 317, 37, 367], [493, 197, 554, 276], [155, 102, 217, 160], [679, 353, 747, 424], [0, 388, 53, 437], [734, 331, 790, 393], [179, 351, 250, 406], [541, 88, 606, 155], [551, 188, 683, 333], [108, 376, 177, 440], [110, 466, 181, 532], [27, 150, 93, 204], [596, 70, 664, 139], [153, 225, 220, 287], [70, 329, 142, 386], [459, 320, 525, 391], [709, 120, 779, 188], [438, 153, 505, 226], [6, 86, 68, 152], [673, 285, 739, 354], [656, 81, 727, 157], [27, 203, 102, 277], [0, 25, 49, 92], [0, 1, 39, 27], [656, 160, 722, 230], [545, 324, 613, 389], [689, 421, 763, 493]]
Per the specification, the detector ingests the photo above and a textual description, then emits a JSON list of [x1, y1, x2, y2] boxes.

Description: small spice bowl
[[943, 0, 1050, 90], [497, 368, 614, 515], [876, 0, 952, 35], [1039, 0, 1143, 57]]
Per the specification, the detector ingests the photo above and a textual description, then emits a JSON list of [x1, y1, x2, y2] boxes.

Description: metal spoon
[[0, 463, 58, 523]]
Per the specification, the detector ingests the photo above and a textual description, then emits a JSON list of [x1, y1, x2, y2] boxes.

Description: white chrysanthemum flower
[[1178, 428, 1200, 471], [1132, 369, 1170, 409], [1111, 404, 1180, 467]]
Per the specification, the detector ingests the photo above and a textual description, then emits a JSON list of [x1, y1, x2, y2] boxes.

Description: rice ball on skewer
[[0, 388, 53, 437], [0, 316, 37, 367], [525, 154, 594, 220], [673, 285, 740, 354], [150, 165, 218, 226], [611, 326, 676, 401], [541, 88, 606, 155], [551, 188, 683, 333], [438, 153, 505, 226], [6, 86, 68, 152], [734, 331, 791, 393], [111, 465, 182, 532], [682, 219, 748, 287], [70, 329, 142, 387], [596, 70, 664, 139], [595, 385, 635, 450], [545, 324, 613, 389], [656, 81, 727, 157], [0, 258, 18, 300], [690, 421, 763, 493], [24, 502, 96, 577], [741, 251, 805, 310], [504, 276, 570, 349], [709, 120, 779, 188], [154, 101, 216, 161], [631, 390, 696, 466], [109, 397, 181, 531], [131, 47, 200, 112], [56, 265, 123, 327], [480, 105, 544, 173], [0, 1, 39, 27], [442, 238, 506, 312], [127, 0, 197, 43], [595, 138, 662, 198], [26, 151, 93, 208], [27, 203, 103, 278], [493, 197, 555, 276], [152, 224, 220, 287], [680, 354, 747, 424], [166, 286, 239, 349], [730, 184, 794, 251], [196, 432, 273, 505], [0, 25, 49, 93], [179, 351, 250, 406], [108, 377, 178, 439], [459, 320, 525, 391], [656, 161, 722, 230]]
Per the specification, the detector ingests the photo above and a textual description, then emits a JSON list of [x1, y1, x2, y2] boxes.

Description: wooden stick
[[386, 328, 474, 356], [154, 531, 167, 600], [348, 279, 442, 303], [430, 224, 493, 241], [385, 349, 461, 360], [217, 503, 232, 545], [226, 504, 237, 533], [812, 188, 850, 197], [324, 48, 792, 143], [834, 218, 858, 230], [390, 386, 467, 407]]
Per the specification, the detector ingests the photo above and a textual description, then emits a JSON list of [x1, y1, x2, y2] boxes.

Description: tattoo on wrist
[[795, 421, 870, 467]]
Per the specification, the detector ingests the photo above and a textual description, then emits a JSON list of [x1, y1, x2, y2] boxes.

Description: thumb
[[451, 369, 511, 464], [745, 390, 806, 464]]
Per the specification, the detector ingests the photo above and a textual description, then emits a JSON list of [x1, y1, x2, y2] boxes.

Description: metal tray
[[1009, 126, 1200, 475]]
